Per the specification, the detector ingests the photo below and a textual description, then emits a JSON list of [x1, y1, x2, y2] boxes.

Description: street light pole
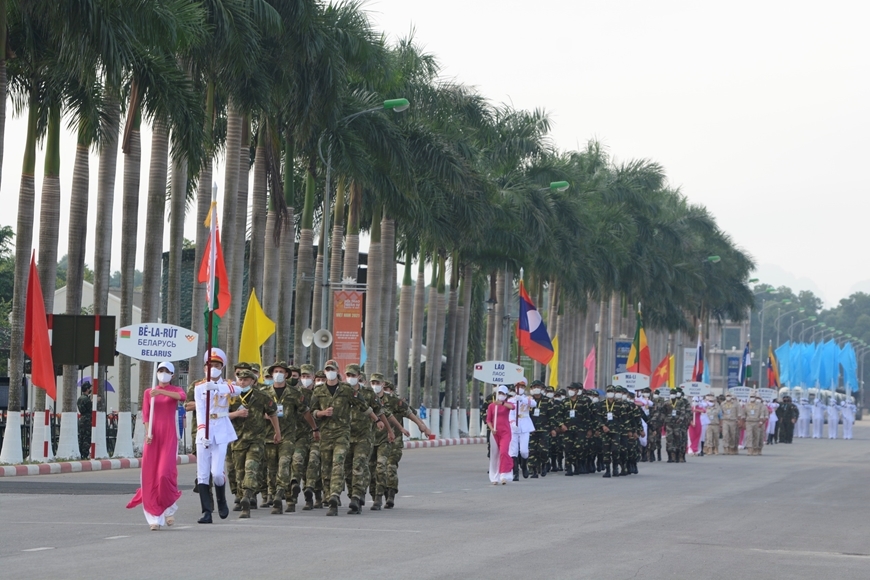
[[316, 98, 409, 368], [758, 299, 787, 388]]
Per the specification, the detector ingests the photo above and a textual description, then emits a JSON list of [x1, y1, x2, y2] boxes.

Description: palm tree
[[293, 171, 316, 363], [363, 204, 382, 373], [409, 258, 425, 407], [396, 249, 413, 398]]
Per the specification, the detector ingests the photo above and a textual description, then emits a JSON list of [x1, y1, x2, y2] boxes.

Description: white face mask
[[273, 372, 285, 384], [670, 395, 677, 400], [606, 392, 615, 399], [518, 388, 525, 395], [567, 390, 577, 397], [546, 392, 555, 399], [301, 378, 313, 388], [325, 371, 338, 381], [157, 372, 172, 384], [347, 377, 359, 386], [209, 367, 222, 379], [372, 384, 383, 394], [315, 380, 325, 386], [497, 394, 507, 401], [591, 397, 599, 404], [531, 388, 542, 395]]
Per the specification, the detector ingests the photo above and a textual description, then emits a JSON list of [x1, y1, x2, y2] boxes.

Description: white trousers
[[797, 417, 810, 438], [196, 442, 228, 486], [827, 419, 838, 439], [812, 415, 824, 439], [843, 418, 854, 439], [509, 431, 529, 458], [144, 502, 178, 526]]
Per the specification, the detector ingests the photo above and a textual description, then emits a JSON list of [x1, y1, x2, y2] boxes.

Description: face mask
[[239, 383, 252, 393], [606, 392, 615, 399], [289, 377, 299, 387], [591, 397, 599, 404], [315, 380, 325, 387], [546, 393, 555, 399], [555, 396, 563, 402], [325, 371, 338, 381], [264, 378, 274, 386], [273, 372, 285, 383], [676, 394, 682, 398], [497, 394, 507, 401], [567, 390, 577, 397], [157, 372, 172, 384], [726, 397, 733, 401], [670, 395, 677, 400], [518, 388, 525, 395], [301, 378, 313, 388], [347, 377, 359, 386], [372, 384, 383, 394], [210, 367, 222, 379], [384, 390, 393, 397], [531, 388, 542, 395]]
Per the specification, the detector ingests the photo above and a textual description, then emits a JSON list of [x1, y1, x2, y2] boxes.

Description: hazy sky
[[2, 1, 868, 307]]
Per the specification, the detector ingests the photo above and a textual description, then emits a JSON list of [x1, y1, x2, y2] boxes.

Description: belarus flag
[[517, 280, 554, 364]]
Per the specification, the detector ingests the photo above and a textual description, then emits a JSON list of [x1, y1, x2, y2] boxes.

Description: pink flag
[[583, 347, 596, 390]]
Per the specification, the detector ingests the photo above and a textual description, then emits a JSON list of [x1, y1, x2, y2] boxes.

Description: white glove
[[196, 428, 209, 447]]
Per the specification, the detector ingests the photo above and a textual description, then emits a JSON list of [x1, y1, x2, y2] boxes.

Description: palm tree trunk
[[387, 253, 398, 380], [431, 256, 448, 434], [249, 127, 267, 300], [363, 204, 382, 373], [276, 130, 295, 360], [342, 181, 361, 281], [443, 255, 460, 412], [459, 264, 474, 434], [219, 107, 241, 360], [189, 82, 214, 380], [328, 177, 346, 343], [596, 298, 607, 390], [93, 93, 120, 319], [35, 105, 61, 413], [485, 271, 496, 362], [493, 269, 506, 361], [0, 95, 36, 464], [62, 127, 91, 413], [423, 259, 439, 414], [227, 118, 249, 365], [409, 259, 425, 408], [310, 214, 325, 337], [378, 216, 395, 375], [119, 113, 141, 410], [0, 2, 7, 188], [396, 251, 413, 398], [166, 154, 187, 326], [293, 171, 316, 364], [138, 119, 170, 412], [262, 205, 279, 365]]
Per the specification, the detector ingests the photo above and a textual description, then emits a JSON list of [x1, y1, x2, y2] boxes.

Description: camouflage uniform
[[663, 390, 691, 461], [298, 369, 326, 510], [264, 364, 309, 514], [598, 387, 631, 477], [623, 390, 644, 474], [77, 391, 93, 459], [343, 365, 386, 513], [229, 370, 278, 517], [527, 382, 553, 477], [549, 389, 567, 471], [646, 392, 666, 462], [562, 386, 593, 475], [377, 384, 416, 508], [309, 360, 374, 516]]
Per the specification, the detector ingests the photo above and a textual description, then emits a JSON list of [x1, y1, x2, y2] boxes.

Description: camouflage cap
[[236, 369, 258, 380], [251, 363, 261, 374], [234, 361, 254, 371], [530, 380, 545, 387], [605, 384, 616, 392], [324, 359, 339, 370], [300, 364, 315, 375], [268, 361, 291, 375], [384, 381, 395, 391], [556, 388, 567, 396], [314, 370, 327, 379], [345, 363, 361, 375], [370, 373, 385, 383], [546, 385, 556, 391], [288, 365, 301, 374]]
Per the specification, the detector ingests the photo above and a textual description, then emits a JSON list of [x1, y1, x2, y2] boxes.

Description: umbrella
[[78, 377, 115, 393]]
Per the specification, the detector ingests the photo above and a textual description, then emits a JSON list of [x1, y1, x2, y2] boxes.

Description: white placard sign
[[679, 381, 711, 397], [758, 388, 777, 402], [728, 386, 752, 402], [683, 348, 697, 382], [116, 323, 199, 362], [611, 373, 650, 393], [473, 360, 526, 385]]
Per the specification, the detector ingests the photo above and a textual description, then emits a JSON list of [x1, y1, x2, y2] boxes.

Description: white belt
[[209, 412, 229, 419]]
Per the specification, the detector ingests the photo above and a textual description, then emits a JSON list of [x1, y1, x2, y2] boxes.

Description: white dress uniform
[[508, 394, 537, 459], [811, 400, 825, 439], [797, 399, 812, 438], [841, 402, 855, 439], [826, 402, 839, 439], [194, 346, 242, 487], [766, 403, 779, 436]]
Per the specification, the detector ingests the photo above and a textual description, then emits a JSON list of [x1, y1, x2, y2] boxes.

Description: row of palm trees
[[3, 1, 754, 446]]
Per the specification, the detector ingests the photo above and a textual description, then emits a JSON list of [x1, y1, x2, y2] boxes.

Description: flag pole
[[204, 189, 218, 441]]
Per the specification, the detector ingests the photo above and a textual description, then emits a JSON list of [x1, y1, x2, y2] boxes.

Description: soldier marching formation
[[186, 349, 431, 522]]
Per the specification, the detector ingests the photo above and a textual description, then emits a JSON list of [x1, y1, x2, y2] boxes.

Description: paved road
[[2, 425, 869, 580]]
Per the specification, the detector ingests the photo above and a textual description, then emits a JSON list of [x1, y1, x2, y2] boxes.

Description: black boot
[[667, 451, 674, 463], [648, 449, 656, 462], [656, 449, 662, 461], [679, 451, 686, 463], [215, 484, 230, 519], [520, 458, 529, 479], [597, 455, 605, 472], [631, 462, 638, 475], [326, 495, 338, 516], [602, 463, 611, 478], [348, 496, 360, 515], [577, 460, 588, 475], [512, 458, 520, 482], [531, 466, 539, 479], [239, 490, 252, 519], [565, 462, 574, 476], [556, 457, 563, 472], [313, 489, 323, 509], [197, 485, 214, 524], [549, 457, 557, 473], [302, 488, 314, 511], [385, 488, 396, 509], [613, 462, 621, 476]]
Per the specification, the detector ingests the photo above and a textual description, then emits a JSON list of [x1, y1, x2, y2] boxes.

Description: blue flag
[[775, 342, 791, 386]]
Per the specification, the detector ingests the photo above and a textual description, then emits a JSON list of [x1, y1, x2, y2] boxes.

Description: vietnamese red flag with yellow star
[[650, 354, 670, 390]]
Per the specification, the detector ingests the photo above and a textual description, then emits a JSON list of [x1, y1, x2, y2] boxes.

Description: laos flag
[[517, 280, 554, 364]]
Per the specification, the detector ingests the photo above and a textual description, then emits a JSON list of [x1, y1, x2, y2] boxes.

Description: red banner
[[333, 290, 363, 373]]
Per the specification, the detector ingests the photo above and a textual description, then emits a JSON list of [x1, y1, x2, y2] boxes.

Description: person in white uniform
[[193, 348, 244, 524], [826, 399, 840, 439], [797, 398, 812, 438], [508, 381, 537, 481], [811, 397, 825, 439], [841, 399, 856, 439], [766, 400, 779, 445]]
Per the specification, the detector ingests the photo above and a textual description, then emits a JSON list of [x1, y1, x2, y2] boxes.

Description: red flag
[[650, 354, 670, 390], [24, 253, 56, 400], [516, 281, 554, 364], [197, 225, 231, 317]]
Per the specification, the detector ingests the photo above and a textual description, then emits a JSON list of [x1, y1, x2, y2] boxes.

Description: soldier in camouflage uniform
[[228, 368, 280, 518], [309, 359, 381, 516], [77, 383, 95, 459], [342, 365, 391, 514], [598, 385, 627, 478], [527, 381, 553, 477], [663, 388, 690, 462], [291, 365, 321, 511], [549, 388, 567, 471], [380, 381, 429, 508], [264, 362, 319, 514], [623, 389, 644, 474], [647, 389, 665, 462], [562, 383, 592, 476]]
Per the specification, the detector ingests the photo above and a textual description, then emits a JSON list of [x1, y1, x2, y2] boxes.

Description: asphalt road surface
[[2, 425, 869, 580]]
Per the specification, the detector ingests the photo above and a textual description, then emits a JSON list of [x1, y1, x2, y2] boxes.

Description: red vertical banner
[[333, 290, 363, 373]]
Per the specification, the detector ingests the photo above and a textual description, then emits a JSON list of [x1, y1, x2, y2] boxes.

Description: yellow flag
[[204, 201, 216, 228], [668, 354, 676, 389], [548, 336, 560, 387], [238, 289, 275, 372]]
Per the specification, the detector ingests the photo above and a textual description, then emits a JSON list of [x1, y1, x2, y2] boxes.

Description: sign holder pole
[[90, 316, 100, 459]]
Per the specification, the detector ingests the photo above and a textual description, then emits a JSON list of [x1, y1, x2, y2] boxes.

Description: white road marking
[[104, 536, 130, 540], [22, 547, 55, 552], [751, 548, 870, 559]]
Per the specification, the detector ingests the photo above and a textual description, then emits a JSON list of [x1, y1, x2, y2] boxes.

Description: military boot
[[613, 462, 621, 476], [233, 496, 242, 511], [512, 458, 520, 482], [630, 462, 638, 475], [348, 496, 361, 515], [577, 461, 588, 475], [313, 489, 323, 509], [326, 495, 338, 516], [249, 493, 258, 510], [656, 449, 662, 461], [288, 483, 300, 513], [549, 456, 557, 473], [666, 451, 674, 463], [520, 457, 529, 479], [239, 490, 252, 519], [260, 494, 272, 508], [564, 462, 574, 476], [602, 463, 611, 478], [597, 455, 605, 472], [679, 451, 686, 463], [214, 484, 230, 519], [197, 485, 214, 524], [385, 489, 396, 509], [371, 494, 383, 511], [531, 464, 539, 479], [556, 457, 563, 472], [648, 449, 656, 462], [271, 489, 284, 515], [302, 488, 314, 511]]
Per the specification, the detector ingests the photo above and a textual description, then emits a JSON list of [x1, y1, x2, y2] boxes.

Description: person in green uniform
[[77, 383, 96, 459], [228, 368, 280, 518], [293, 365, 321, 511], [308, 359, 381, 517]]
